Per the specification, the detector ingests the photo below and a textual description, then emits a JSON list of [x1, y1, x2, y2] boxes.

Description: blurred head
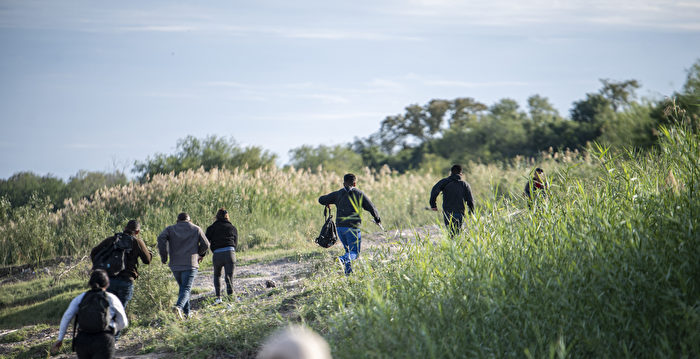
[[177, 212, 191, 222], [534, 168, 545, 181], [450, 164, 462, 175], [216, 208, 229, 221], [257, 325, 331, 359], [343, 173, 356, 187], [88, 269, 110, 291], [124, 219, 140, 235]]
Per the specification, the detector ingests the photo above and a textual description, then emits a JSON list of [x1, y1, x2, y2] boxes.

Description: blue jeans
[[107, 277, 134, 308], [107, 277, 133, 341], [172, 269, 198, 316], [337, 227, 361, 275]]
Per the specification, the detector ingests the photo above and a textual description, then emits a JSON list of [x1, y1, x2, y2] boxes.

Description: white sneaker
[[214, 297, 223, 305]]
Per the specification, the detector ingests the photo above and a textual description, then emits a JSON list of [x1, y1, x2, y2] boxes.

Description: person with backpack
[[157, 212, 210, 319], [90, 220, 152, 311], [205, 208, 238, 304], [318, 173, 381, 275], [51, 269, 127, 358], [429, 164, 475, 238]]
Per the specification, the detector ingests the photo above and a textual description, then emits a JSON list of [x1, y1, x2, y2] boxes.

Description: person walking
[[205, 208, 238, 304], [157, 212, 209, 319], [318, 173, 381, 275], [51, 269, 128, 359], [90, 220, 152, 309], [429, 164, 475, 237], [524, 167, 548, 208]]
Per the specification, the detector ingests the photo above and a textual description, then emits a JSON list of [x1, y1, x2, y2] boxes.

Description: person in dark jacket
[[205, 208, 238, 304], [318, 173, 381, 275], [429, 165, 475, 237], [90, 220, 152, 309], [524, 167, 548, 208], [157, 212, 210, 319]]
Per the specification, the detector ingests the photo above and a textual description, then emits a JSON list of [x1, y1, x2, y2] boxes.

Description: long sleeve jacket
[[157, 221, 210, 271], [57, 290, 127, 341], [318, 186, 380, 228], [206, 219, 238, 251], [429, 174, 475, 215]]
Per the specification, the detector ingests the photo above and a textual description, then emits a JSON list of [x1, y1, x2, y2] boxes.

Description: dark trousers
[[74, 331, 115, 359], [443, 211, 464, 238], [213, 251, 236, 297]]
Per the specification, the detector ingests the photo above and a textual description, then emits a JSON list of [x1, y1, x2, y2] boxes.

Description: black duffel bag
[[315, 207, 338, 248]]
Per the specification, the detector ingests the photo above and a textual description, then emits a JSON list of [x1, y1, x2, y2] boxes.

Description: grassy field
[[0, 118, 697, 358]]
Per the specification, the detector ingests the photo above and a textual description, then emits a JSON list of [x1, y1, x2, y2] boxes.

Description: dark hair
[[88, 269, 110, 290], [450, 165, 462, 175], [343, 173, 356, 185], [216, 208, 229, 221], [535, 168, 544, 173], [177, 212, 190, 222], [124, 219, 140, 235]]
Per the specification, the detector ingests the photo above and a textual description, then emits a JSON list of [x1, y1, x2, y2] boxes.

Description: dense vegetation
[[0, 61, 698, 358]]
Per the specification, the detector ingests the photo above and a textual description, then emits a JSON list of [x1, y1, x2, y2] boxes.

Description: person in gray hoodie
[[157, 212, 209, 319]]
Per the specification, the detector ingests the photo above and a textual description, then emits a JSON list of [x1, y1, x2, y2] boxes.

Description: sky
[[1, 0, 699, 180]]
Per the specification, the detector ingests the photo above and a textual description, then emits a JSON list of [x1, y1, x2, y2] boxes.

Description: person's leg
[[89, 332, 116, 359], [175, 269, 197, 316], [212, 253, 224, 298], [337, 227, 351, 263], [106, 278, 134, 308], [73, 332, 91, 359], [223, 251, 235, 296]]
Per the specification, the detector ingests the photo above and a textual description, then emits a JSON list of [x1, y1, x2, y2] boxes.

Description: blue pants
[[337, 227, 361, 274], [172, 269, 198, 316], [107, 277, 133, 340]]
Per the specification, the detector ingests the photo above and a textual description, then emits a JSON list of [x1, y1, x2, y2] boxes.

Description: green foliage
[[303, 117, 699, 358], [133, 135, 277, 181], [288, 144, 363, 174], [0, 172, 65, 209]]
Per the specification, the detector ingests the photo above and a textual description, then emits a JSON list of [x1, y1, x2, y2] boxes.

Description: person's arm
[[318, 191, 337, 206], [135, 238, 152, 265], [157, 228, 169, 264], [464, 183, 475, 215], [361, 193, 381, 224], [524, 181, 531, 200], [231, 225, 238, 249], [107, 293, 128, 332], [197, 227, 210, 258], [52, 293, 83, 354], [57, 293, 83, 341], [429, 179, 445, 210]]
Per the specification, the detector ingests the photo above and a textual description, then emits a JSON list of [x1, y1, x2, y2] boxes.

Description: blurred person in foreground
[[257, 325, 331, 359], [157, 212, 209, 319], [205, 208, 238, 304], [318, 173, 381, 275], [429, 164, 475, 238]]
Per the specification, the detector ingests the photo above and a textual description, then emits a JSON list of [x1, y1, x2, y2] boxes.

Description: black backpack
[[315, 207, 338, 248], [76, 290, 111, 334], [92, 234, 133, 277]]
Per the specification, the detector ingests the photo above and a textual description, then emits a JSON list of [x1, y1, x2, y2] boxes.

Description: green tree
[[0, 172, 65, 208], [65, 170, 128, 200], [288, 144, 362, 173], [133, 135, 277, 181]]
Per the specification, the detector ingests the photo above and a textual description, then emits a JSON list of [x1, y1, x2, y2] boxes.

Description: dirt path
[[1, 225, 444, 359]]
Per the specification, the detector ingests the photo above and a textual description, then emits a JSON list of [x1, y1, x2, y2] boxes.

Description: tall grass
[[302, 123, 699, 358], [0, 154, 590, 267]]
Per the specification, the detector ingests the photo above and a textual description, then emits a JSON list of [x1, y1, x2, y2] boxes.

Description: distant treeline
[[1, 60, 698, 208]]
